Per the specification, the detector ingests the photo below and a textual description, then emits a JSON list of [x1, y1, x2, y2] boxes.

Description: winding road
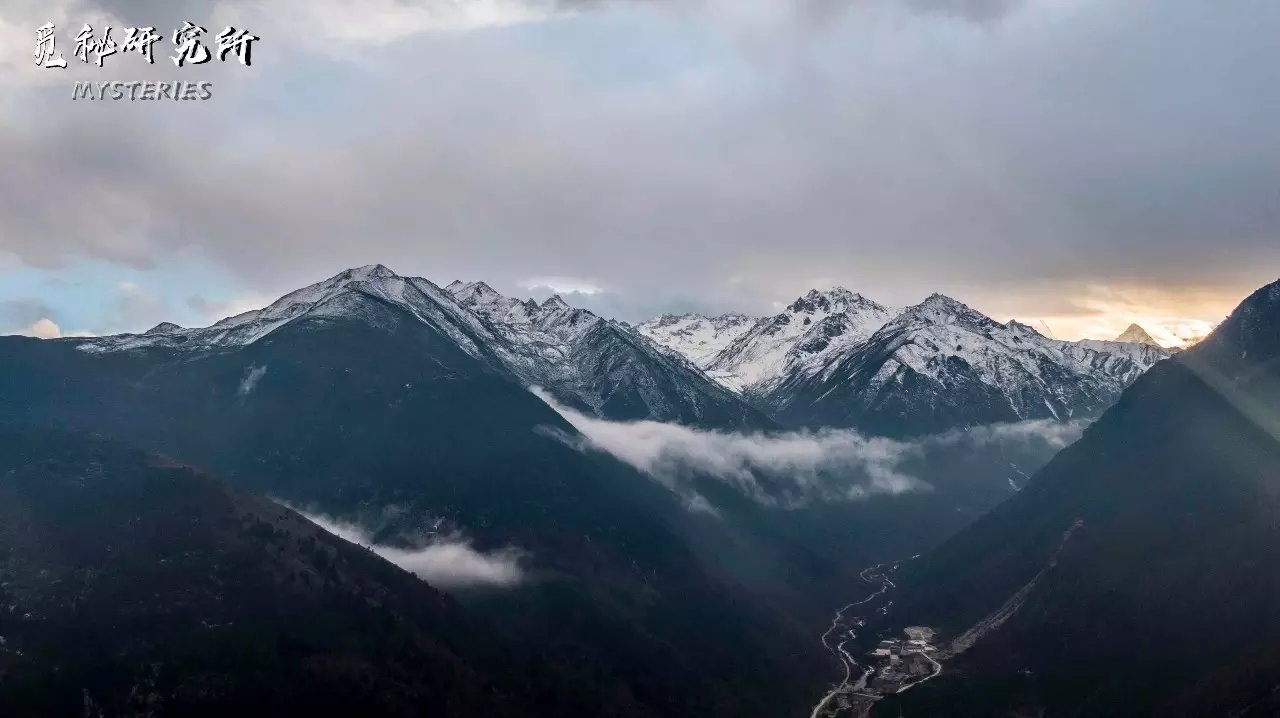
[[895, 651, 942, 693], [810, 522, 1085, 715], [809, 561, 903, 718]]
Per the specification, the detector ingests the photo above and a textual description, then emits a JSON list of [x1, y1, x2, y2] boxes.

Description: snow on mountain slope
[[79, 266, 506, 363], [701, 288, 898, 392], [75, 266, 770, 429], [762, 294, 1173, 435], [445, 280, 542, 325], [73, 269, 1166, 435], [634, 313, 757, 368], [446, 281, 772, 427], [1072, 338, 1172, 374]]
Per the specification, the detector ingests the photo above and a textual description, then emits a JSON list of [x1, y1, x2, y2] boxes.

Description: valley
[[1, 265, 1271, 717], [810, 558, 951, 718]]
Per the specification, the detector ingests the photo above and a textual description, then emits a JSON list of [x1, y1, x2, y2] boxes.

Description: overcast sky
[[2, 0, 1278, 345]]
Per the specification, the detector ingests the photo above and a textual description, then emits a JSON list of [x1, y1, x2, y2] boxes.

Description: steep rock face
[[761, 294, 1172, 436], [635, 313, 758, 368], [704, 288, 898, 393], [445, 280, 775, 429], [877, 279, 1280, 717]]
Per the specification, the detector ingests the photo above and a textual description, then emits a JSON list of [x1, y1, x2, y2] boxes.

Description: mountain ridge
[[641, 287, 1172, 436], [65, 269, 1173, 436], [73, 265, 772, 430]]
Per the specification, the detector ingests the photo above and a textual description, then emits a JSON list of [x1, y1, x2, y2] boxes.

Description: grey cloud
[[1, 0, 1278, 319], [1, 298, 57, 327], [902, 0, 1024, 22], [89, 0, 219, 25], [103, 281, 171, 334], [186, 295, 215, 314]]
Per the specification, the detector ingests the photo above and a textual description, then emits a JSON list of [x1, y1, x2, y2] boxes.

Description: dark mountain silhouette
[[873, 279, 1280, 717], [0, 426, 591, 717]]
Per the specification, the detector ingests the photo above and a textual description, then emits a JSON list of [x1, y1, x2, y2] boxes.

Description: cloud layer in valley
[[299, 510, 526, 590], [532, 387, 1084, 510]]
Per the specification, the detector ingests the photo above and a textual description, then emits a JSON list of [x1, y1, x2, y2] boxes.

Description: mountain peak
[[1188, 278, 1280, 369], [899, 293, 1000, 332], [541, 295, 570, 311], [650, 313, 690, 327], [345, 264, 399, 281], [921, 292, 958, 305], [144, 321, 184, 335], [443, 280, 503, 300], [914, 293, 972, 315], [787, 290, 826, 312], [1216, 279, 1280, 334], [470, 281, 502, 296], [1005, 319, 1044, 337], [1113, 323, 1160, 346], [786, 287, 875, 315]]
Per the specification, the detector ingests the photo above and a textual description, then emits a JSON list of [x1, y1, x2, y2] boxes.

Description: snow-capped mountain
[[76, 266, 771, 429], [635, 313, 757, 368], [697, 288, 897, 393], [637, 288, 1173, 435], [73, 269, 1169, 435], [761, 294, 1174, 435], [1113, 322, 1161, 346], [1073, 337, 1172, 371], [82, 265, 509, 363], [444, 280, 544, 326], [442, 278, 770, 426]]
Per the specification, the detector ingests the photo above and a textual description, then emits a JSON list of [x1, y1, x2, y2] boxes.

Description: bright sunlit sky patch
[[1, 0, 1277, 342]]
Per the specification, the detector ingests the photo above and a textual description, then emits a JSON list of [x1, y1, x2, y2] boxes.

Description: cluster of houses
[[870, 635, 934, 664]]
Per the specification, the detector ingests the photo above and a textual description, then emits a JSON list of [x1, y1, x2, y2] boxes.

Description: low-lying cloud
[[299, 510, 526, 590], [532, 387, 1084, 510]]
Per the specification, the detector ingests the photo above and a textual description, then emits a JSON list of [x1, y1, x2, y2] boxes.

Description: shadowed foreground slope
[[0, 426, 607, 718], [876, 280, 1280, 717]]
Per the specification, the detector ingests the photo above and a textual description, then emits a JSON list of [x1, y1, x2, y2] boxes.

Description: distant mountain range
[[71, 268, 1171, 437], [640, 288, 1172, 436], [80, 265, 770, 430]]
